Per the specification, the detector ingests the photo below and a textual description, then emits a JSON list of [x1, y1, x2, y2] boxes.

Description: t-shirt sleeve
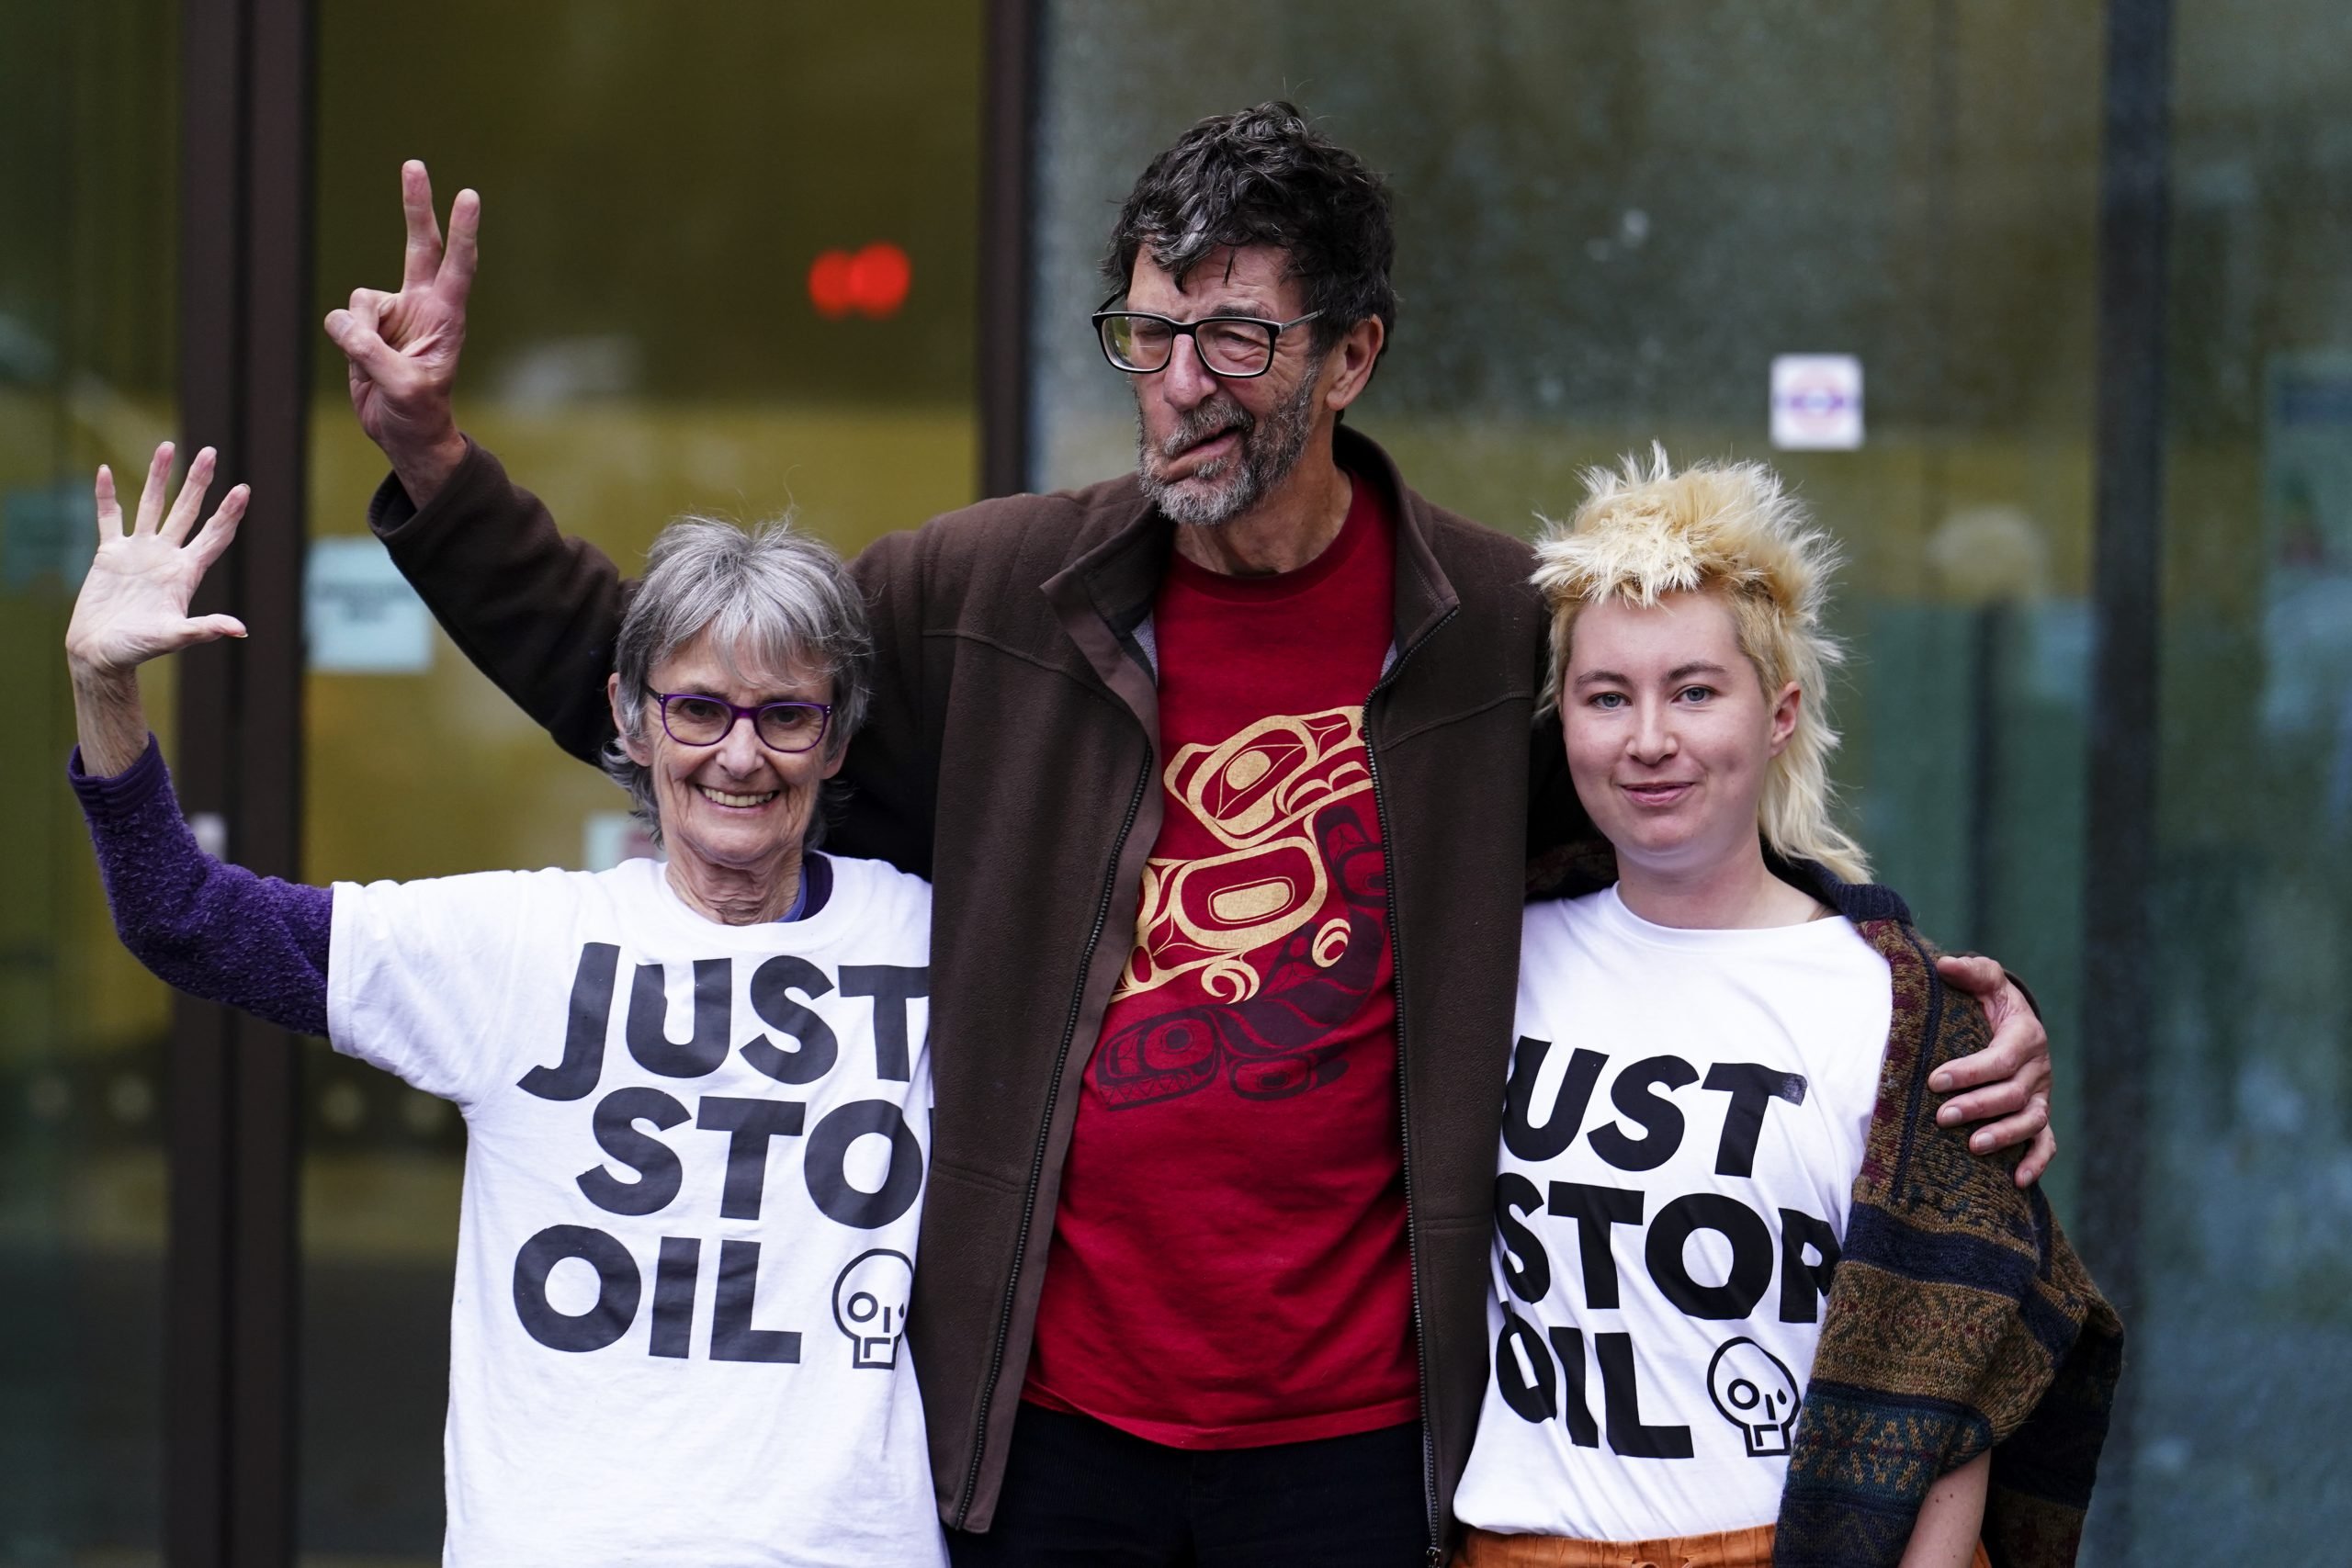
[[328, 870, 554, 1106]]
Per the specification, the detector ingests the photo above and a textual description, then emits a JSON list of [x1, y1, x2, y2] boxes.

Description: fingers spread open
[[439, 187, 481, 300], [162, 447, 218, 543], [134, 443, 175, 534], [401, 159, 444, 290], [188, 485, 250, 570], [94, 465, 121, 542], [168, 614, 250, 653]]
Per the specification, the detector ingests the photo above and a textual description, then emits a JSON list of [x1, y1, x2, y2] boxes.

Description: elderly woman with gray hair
[[65, 443, 948, 1568]]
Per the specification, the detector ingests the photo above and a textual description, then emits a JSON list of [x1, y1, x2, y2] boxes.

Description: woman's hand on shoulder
[[65, 442, 250, 681]]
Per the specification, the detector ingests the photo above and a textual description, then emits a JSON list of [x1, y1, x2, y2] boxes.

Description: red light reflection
[[807, 242, 911, 320]]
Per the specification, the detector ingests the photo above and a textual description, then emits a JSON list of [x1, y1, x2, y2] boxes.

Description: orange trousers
[[1454, 1524, 1993, 1568]]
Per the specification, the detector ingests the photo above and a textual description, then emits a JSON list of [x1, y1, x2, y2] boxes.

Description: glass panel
[[1033, 0, 2352, 1549], [299, 3, 984, 1558], [2141, 0, 2352, 1550], [1030, 0, 2143, 1538], [0, 0, 178, 1561], [1032, 0, 2101, 1167]]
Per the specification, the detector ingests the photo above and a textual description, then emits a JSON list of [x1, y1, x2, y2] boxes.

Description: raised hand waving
[[65, 443, 250, 774], [66, 442, 249, 679]]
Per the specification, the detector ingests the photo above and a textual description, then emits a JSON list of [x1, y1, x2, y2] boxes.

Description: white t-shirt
[[328, 854, 947, 1568], [1453, 886, 1893, 1540]]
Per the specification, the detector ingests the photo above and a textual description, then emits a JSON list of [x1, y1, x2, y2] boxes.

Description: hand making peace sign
[[322, 160, 480, 505]]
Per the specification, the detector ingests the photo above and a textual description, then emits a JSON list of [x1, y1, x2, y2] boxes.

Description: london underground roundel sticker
[[1770, 355, 1864, 450]]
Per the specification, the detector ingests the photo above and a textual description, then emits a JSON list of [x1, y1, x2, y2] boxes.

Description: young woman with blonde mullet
[[1451, 455, 2120, 1568]]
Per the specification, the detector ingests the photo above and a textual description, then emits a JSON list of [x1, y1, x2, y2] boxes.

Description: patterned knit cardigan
[[1526, 846, 2124, 1567]]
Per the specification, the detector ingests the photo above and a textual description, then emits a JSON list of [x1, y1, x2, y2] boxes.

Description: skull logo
[[833, 1249, 914, 1371], [1706, 1337, 1802, 1457]]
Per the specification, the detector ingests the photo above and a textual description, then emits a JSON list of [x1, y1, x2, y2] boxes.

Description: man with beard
[[328, 104, 2056, 1568]]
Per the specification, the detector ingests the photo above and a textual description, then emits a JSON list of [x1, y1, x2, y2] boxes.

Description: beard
[[1134, 371, 1320, 527]]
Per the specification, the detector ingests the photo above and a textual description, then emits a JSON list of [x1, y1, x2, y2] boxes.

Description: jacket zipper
[[1362, 604, 1458, 1568], [953, 742, 1156, 1529]]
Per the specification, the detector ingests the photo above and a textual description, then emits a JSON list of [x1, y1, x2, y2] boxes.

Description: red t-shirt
[[1022, 473, 1419, 1449]]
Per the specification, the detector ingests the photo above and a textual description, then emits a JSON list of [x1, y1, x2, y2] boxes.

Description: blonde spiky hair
[[1532, 447, 1871, 884]]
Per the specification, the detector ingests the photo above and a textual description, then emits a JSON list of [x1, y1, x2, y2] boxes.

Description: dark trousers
[[944, 1404, 1430, 1568]]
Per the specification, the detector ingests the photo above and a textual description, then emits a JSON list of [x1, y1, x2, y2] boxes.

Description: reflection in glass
[[300, 2, 984, 1557], [0, 1, 179, 1561], [2137, 0, 2352, 1548], [1032, 0, 2104, 1145], [1028, 0, 2346, 1552]]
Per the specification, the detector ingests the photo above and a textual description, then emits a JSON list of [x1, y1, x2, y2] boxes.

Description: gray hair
[[1106, 102, 1396, 361], [602, 515, 873, 846]]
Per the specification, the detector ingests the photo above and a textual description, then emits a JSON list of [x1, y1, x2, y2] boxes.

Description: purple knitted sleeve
[[70, 737, 332, 1037]]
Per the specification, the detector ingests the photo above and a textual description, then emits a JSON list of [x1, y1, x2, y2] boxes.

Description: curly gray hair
[[602, 515, 873, 847]]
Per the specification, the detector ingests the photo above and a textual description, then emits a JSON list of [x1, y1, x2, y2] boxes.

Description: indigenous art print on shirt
[[1099, 700, 1384, 1105], [328, 855, 945, 1568], [1453, 887, 1893, 1540], [1023, 473, 1423, 1450]]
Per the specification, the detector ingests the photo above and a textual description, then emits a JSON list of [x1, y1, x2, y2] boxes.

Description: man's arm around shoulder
[[370, 438, 627, 766]]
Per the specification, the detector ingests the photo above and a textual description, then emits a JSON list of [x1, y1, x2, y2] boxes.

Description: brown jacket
[[370, 424, 1577, 1558]]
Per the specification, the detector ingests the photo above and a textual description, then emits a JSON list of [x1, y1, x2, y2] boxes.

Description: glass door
[[1025, 0, 2352, 1552], [297, 3, 988, 1556], [2135, 0, 2352, 1546], [0, 2, 180, 1562]]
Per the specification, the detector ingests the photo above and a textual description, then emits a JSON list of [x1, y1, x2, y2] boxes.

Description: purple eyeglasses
[[645, 689, 832, 754]]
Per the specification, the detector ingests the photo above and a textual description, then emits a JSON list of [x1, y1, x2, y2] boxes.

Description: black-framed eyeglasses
[[645, 689, 833, 754], [1091, 291, 1324, 378]]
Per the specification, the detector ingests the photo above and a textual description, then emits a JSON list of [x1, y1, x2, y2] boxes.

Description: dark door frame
[[170, 0, 313, 1562], [2081, 0, 2174, 1546], [978, 0, 1040, 499]]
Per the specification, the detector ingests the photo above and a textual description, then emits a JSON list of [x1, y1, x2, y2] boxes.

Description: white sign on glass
[[305, 537, 433, 673], [1770, 354, 1865, 450]]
